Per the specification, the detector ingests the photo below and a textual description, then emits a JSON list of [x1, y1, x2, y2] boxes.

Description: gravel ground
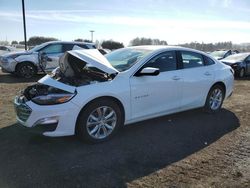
[[0, 71, 249, 188]]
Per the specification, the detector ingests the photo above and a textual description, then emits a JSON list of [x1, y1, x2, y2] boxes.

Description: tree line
[[2, 36, 250, 52]]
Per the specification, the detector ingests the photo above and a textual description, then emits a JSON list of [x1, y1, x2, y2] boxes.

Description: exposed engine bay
[[22, 84, 69, 101], [50, 52, 116, 87]]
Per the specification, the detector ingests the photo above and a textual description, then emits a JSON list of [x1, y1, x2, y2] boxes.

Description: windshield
[[105, 48, 153, 72], [28, 43, 48, 52], [210, 51, 227, 58], [223, 53, 249, 62]]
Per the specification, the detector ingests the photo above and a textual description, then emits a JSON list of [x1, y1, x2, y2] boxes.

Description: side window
[[41, 44, 63, 54], [204, 56, 215, 66], [0, 46, 7, 51], [246, 56, 250, 61], [181, 51, 204, 69], [62, 44, 74, 52], [143, 51, 177, 72]]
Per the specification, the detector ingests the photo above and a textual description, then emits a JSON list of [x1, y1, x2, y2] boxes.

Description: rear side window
[[77, 44, 88, 49], [180, 51, 204, 69], [143, 51, 177, 72], [63, 44, 74, 52], [204, 56, 215, 66]]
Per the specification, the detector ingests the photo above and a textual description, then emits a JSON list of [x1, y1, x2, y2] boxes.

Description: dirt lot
[[0, 70, 249, 188]]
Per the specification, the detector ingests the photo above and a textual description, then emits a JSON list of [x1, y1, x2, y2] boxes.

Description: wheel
[[16, 62, 37, 78], [76, 99, 123, 143], [238, 68, 245, 78], [204, 85, 225, 113]]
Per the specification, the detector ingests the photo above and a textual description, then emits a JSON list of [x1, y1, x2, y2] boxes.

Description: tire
[[76, 99, 124, 143], [204, 85, 225, 113], [16, 62, 37, 78], [238, 68, 245, 78]]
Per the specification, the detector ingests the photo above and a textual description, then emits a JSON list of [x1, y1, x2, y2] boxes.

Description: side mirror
[[135, 67, 160, 76]]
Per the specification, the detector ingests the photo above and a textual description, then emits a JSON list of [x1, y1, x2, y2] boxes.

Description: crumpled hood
[[65, 49, 118, 74], [38, 75, 76, 93], [2, 50, 31, 58], [221, 60, 239, 64]]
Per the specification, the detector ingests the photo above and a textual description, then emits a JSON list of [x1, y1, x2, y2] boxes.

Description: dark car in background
[[221, 53, 250, 78], [210, 49, 239, 60]]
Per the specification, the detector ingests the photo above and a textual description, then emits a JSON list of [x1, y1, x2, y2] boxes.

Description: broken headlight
[[31, 93, 76, 105]]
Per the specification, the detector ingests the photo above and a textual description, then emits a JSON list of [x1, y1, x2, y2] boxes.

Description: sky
[[0, 0, 250, 46]]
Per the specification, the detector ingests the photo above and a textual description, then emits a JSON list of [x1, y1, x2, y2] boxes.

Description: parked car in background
[[210, 49, 239, 60], [221, 52, 250, 78], [0, 41, 96, 78], [14, 46, 234, 143], [0, 45, 16, 55]]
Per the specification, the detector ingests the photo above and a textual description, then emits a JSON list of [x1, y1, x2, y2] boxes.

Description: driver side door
[[129, 51, 183, 120], [40, 44, 64, 71]]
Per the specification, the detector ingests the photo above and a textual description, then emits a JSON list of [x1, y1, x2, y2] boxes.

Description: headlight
[[1, 57, 9, 63], [32, 93, 75, 105]]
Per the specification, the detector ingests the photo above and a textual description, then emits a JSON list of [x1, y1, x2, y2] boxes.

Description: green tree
[[11, 40, 18, 45], [130, 37, 167, 46], [101, 40, 124, 50], [27, 36, 58, 46]]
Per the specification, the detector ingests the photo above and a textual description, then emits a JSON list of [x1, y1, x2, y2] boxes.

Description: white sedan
[[14, 46, 234, 143]]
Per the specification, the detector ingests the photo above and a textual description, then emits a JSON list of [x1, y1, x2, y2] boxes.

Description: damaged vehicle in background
[[0, 41, 96, 78], [210, 49, 239, 60], [14, 46, 234, 143], [221, 52, 250, 78]]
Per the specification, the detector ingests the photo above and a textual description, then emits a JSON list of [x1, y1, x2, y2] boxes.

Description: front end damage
[[14, 83, 81, 137], [14, 49, 118, 137]]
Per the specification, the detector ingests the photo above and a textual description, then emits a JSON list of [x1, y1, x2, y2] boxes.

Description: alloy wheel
[[209, 88, 223, 110], [19, 65, 35, 78], [86, 106, 117, 139]]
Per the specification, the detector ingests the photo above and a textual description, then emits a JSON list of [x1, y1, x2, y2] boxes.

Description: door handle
[[172, 76, 180, 80], [204, 72, 211, 76]]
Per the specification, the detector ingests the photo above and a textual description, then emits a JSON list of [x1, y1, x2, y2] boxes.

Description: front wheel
[[204, 85, 225, 113], [16, 63, 37, 78], [76, 99, 123, 143]]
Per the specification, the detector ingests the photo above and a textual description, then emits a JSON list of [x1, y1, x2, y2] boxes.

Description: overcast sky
[[0, 0, 250, 45]]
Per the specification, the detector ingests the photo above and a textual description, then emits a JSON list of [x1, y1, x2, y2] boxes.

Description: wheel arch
[[15, 61, 38, 72], [211, 81, 226, 94], [75, 96, 126, 134]]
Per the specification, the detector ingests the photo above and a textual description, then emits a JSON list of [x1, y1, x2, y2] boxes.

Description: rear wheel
[[16, 62, 37, 78], [76, 99, 123, 143], [204, 85, 225, 113]]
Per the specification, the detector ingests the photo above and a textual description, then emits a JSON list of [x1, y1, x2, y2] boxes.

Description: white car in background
[[0, 45, 16, 55], [14, 46, 234, 143], [0, 41, 96, 78]]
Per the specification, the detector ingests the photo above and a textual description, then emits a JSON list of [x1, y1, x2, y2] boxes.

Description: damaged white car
[[14, 46, 234, 143]]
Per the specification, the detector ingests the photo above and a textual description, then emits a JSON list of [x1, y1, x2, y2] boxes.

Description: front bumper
[[0, 57, 16, 73], [14, 95, 81, 137]]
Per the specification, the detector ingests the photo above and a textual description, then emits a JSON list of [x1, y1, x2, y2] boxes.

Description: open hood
[[63, 49, 118, 75]]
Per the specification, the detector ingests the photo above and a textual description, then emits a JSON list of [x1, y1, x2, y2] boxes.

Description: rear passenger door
[[177, 51, 215, 110]]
